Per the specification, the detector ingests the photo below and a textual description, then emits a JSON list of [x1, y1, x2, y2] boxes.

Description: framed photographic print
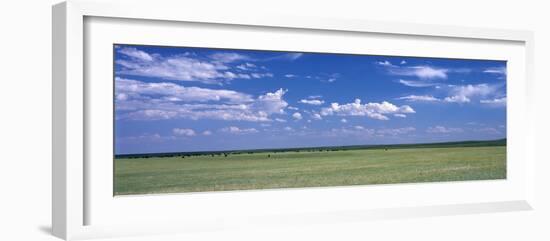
[[53, 0, 535, 240], [113, 44, 508, 195]]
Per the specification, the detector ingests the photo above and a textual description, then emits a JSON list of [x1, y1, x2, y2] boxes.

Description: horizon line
[[115, 138, 506, 157]]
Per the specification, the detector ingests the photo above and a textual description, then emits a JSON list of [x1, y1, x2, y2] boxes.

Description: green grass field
[[114, 143, 506, 195]]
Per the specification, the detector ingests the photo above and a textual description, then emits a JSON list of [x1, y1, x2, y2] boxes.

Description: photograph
[[113, 44, 507, 195]]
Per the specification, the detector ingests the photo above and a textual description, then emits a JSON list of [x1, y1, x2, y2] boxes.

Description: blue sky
[[114, 44, 507, 155]]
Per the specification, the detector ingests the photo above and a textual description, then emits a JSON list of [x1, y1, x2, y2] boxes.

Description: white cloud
[[118, 47, 154, 62], [172, 128, 196, 136], [116, 49, 272, 84], [483, 67, 506, 75], [285, 53, 303, 61], [320, 73, 340, 83], [320, 99, 415, 121], [275, 118, 287, 123], [221, 126, 259, 134], [376, 60, 396, 67], [292, 112, 303, 120], [268, 53, 304, 61], [116, 78, 290, 122], [209, 52, 250, 63], [326, 126, 415, 138], [251, 89, 289, 115], [250, 73, 274, 78], [444, 84, 497, 103], [480, 97, 507, 107], [312, 113, 322, 120], [118, 55, 227, 83], [398, 79, 438, 87], [116, 77, 253, 104], [284, 74, 297, 78], [341, 118, 348, 123], [381, 64, 448, 79], [299, 99, 325, 105], [444, 95, 470, 103], [202, 130, 213, 136], [116, 93, 128, 101], [236, 63, 256, 71], [393, 66, 448, 79], [284, 126, 293, 131], [426, 126, 463, 134], [287, 106, 299, 110], [400, 60, 407, 65], [394, 114, 407, 118], [397, 95, 440, 102]]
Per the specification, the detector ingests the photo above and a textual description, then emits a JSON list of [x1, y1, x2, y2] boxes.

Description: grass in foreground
[[114, 146, 506, 195]]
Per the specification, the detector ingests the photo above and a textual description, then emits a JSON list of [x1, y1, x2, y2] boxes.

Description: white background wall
[[0, 0, 548, 240]]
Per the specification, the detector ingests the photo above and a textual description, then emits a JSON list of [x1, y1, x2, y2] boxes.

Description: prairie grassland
[[114, 146, 506, 195]]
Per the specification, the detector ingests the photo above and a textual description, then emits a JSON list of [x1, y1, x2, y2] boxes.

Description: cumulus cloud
[[115, 78, 289, 122], [172, 128, 196, 136], [397, 83, 504, 105], [221, 126, 259, 134], [118, 47, 154, 62], [444, 84, 497, 103], [320, 99, 415, 120], [115, 77, 253, 104], [116, 47, 272, 84], [251, 89, 289, 114], [444, 95, 470, 103], [292, 112, 303, 120], [426, 126, 463, 133]]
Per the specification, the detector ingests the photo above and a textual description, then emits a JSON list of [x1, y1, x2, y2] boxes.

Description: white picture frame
[[52, 0, 535, 240]]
